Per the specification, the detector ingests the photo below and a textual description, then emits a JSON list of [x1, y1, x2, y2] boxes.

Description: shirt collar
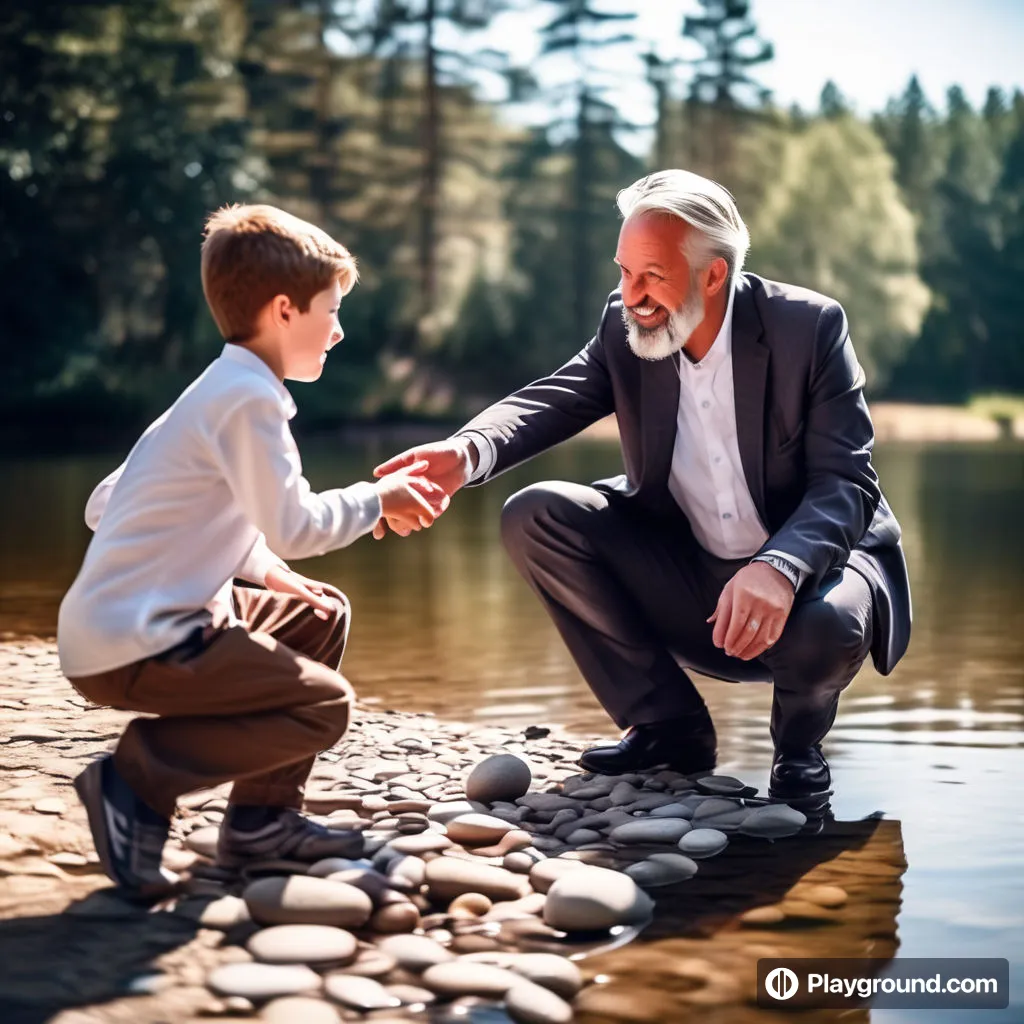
[[218, 344, 297, 419], [685, 281, 736, 373]]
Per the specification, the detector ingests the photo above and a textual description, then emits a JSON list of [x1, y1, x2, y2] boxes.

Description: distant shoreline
[[579, 403, 1024, 444]]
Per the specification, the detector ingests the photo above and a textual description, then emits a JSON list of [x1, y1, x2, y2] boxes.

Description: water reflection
[[1, 436, 1022, 1021]]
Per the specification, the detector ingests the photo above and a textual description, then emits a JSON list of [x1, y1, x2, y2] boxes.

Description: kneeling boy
[[58, 204, 445, 895]]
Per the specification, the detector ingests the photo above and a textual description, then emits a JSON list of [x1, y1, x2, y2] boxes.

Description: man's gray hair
[[616, 170, 750, 283]]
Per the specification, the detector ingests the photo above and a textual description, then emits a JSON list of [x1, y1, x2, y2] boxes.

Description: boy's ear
[[269, 294, 294, 328]]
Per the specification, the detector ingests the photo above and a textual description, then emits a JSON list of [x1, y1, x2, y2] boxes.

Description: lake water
[[1, 436, 1022, 1021]]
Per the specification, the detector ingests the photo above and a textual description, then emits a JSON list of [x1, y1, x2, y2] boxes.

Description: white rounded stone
[[261, 996, 340, 1023], [445, 813, 515, 845], [243, 876, 373, 928], [421, 961, 519, 997], [375, 934, 456, 972], [506, 979, 574, 1024], [425, 856, 529, 903], [528, 857, 592, 894], [543, 866, 653, 932], [324, 974, 401, 1011], [207, 962, 321, 1001], [247, 925, 357, 965]]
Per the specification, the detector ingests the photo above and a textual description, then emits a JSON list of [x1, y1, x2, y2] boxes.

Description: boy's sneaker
[[73, 755, 178, 897], [217, 808, 364, 868]]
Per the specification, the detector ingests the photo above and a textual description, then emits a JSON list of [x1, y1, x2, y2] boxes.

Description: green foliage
[[1, 1, 1022, 443]]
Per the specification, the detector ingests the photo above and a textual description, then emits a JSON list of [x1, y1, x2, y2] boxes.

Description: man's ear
[[703, 257, 730, 299]]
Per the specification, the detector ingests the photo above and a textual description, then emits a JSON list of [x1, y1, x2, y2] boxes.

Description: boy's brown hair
[[201, 204, 358, 343]]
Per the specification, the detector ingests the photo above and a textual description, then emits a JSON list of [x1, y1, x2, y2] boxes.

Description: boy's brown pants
[[68, 585, 353, 820]]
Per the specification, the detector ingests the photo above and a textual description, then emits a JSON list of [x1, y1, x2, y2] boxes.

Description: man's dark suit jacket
[[457, 272, 912, 676]]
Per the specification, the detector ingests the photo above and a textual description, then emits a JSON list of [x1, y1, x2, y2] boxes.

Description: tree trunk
[[419, 0, 441, 345]]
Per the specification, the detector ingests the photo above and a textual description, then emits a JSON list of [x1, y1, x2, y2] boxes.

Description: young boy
[[58, 204, 446, 896]]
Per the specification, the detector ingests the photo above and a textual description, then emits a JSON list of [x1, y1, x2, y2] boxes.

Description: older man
[[375, 169, 911, 800]]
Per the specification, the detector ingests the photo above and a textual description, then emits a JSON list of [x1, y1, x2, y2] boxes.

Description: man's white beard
[[623, 290, 705, 361]]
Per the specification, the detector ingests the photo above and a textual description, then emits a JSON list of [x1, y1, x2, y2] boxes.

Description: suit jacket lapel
[[640, 354, 680, 505], [731, 278, 769, 523]]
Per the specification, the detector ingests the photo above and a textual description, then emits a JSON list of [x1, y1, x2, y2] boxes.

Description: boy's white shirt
[[57, 344, 382, 678]]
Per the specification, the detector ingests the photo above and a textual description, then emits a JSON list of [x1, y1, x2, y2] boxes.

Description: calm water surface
[[2, 436, 1022, 1022]]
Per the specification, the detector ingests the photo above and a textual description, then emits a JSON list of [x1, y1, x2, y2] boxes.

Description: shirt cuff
[[454, 431, 496, 484], [345, 479, 383, 529], [239, 534, 286, 584], [759, 548, 812, 591]]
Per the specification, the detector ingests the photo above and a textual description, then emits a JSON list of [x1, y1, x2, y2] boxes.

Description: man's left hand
[[708, 561, 795, 661]]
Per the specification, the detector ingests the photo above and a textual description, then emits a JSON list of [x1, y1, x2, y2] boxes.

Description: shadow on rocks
[[0, 887, 203, 1024]]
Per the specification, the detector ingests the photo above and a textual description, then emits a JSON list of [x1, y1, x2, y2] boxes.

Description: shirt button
[[701, 400, 711, 409], [722, 512, 733, 520], [713, 455, 722, 464]]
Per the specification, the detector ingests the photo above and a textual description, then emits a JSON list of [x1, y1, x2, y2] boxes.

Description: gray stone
[[738, 803, 807, 839], [565, 828, 602, 846], [243, 876, 373, 928], [261, 996, 340, 1023], [323, 974, 401, 1011], [625, 853, 699, 887], [175, 894, 250, 930], [543, 866, 654, 932], [465, 754, 532, 804], [207, 963, 321, 1001], [608, 819, 692, 845], [678, 827, 729, 858], [376, 934, 456, 972], [506, 979, 574, 1024], [691, 797, 749, 830], [247, 925, 358, 966], [650, 802, 695, 819], [697, 774, 748, 795]]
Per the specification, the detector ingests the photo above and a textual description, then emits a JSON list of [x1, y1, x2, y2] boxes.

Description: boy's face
[[283, 280, 344, 382]]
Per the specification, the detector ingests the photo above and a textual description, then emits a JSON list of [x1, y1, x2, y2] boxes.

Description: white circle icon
[[765, 967, 800, 1001]]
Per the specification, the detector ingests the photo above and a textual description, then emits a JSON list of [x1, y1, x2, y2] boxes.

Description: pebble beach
[[1, 640, 906, 1024]]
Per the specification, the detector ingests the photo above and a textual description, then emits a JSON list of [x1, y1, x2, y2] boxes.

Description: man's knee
[[769, 600, 870, 689], [500, 481, 603, 556]]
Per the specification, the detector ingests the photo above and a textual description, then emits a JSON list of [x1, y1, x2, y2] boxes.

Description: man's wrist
[[752, 553, 800, 591]]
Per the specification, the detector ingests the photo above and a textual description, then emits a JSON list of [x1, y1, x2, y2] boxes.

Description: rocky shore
[[1, 640, 906, 1024]]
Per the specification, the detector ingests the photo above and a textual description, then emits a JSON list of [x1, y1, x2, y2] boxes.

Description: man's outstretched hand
[[708, 561, 796, 661], [372, 440, 475, 539]]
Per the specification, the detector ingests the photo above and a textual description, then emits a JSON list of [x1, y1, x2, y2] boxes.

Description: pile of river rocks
[[169, 743, 808, 1023]]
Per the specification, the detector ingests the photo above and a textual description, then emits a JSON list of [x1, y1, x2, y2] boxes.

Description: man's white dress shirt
[[58, 345, 382, 678], [462, 285, 810, 583]]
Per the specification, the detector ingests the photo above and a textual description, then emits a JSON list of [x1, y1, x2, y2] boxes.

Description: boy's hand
[[372, 460, 449, 539], [372, 441, 472, 539], [264, 563, 337, 620], [374, 440, 474, 497]]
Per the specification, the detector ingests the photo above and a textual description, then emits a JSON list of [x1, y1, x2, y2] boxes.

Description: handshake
[[369, 439, 477, 540]]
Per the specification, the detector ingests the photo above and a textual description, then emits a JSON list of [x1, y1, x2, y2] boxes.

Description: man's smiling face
[[615, 210, 706, 361]]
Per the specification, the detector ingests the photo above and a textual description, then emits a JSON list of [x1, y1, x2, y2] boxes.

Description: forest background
[[3, 0, 1023, 446]]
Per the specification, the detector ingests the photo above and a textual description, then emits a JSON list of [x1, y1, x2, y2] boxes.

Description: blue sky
[[471, 0, 1024, 130]]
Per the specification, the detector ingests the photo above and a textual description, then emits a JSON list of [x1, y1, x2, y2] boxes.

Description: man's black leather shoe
[[769, 745, 832, 799], [578, 713, 717, 776]]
